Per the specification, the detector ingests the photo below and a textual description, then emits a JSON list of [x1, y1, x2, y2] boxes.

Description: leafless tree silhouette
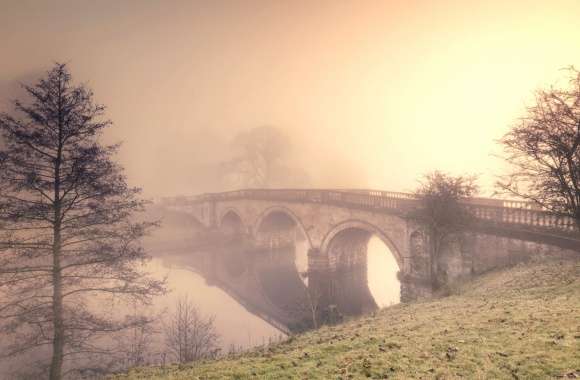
[[296, 271, 324, 329], [111, 302, 159, 371], [498, 67, 580, 227], [0, 63, 165, 379], [221, 126, 291, 188], [164, 296, 219, 364]]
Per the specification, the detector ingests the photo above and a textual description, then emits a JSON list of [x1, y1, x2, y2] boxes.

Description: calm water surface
[[150, 234, 400, 350], [148, 256, 285, 351]]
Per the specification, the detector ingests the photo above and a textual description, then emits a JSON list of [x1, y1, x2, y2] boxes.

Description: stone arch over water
[[253, 206, 312, 248], [321, 219, 404, 269], [319, 220, 404, 316], [219, 208, 245, 235]]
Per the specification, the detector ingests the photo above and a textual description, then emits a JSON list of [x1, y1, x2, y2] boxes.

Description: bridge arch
[[219, 208, 245, 234], [253, 206, 312, 248], [321, 219, 404, 269]]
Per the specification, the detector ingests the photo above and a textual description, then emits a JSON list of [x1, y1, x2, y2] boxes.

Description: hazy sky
[[1, 0, 580, 196]]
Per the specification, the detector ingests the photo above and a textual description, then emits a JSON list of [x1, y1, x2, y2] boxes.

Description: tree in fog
[[295, 271, 324, 329], [112, 302, 159, 371], [0, 64, 165, 379], [498, 67, 580, 227], [164, 296, 220, 363], [304, 285, 322, 329], [221, 126, 294, 188], [411, 171, 478, 287]]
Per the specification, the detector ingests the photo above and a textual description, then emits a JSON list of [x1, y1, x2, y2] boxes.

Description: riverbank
[[112, 257, 580, 379]]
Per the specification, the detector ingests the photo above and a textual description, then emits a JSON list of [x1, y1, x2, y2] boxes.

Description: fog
[[1, 2, 580, 378], [2, 0, 580, 196]]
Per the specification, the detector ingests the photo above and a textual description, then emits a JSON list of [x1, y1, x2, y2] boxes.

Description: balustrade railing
[[464, 203, 577, 232], [185, 188, 419, 213]]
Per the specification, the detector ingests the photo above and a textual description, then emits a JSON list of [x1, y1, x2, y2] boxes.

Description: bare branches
[[220, 126, 291, 189], [164, 296, 220, 364], [497, 67, 580, 224]]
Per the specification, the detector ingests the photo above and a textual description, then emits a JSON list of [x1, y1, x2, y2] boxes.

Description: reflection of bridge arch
[[321, 219, 404, 269], [253, 206, 312, 248], [252, 245, 309, 322]]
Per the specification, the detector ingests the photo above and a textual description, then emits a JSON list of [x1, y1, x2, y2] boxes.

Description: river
[[147, 233, 401, 351]]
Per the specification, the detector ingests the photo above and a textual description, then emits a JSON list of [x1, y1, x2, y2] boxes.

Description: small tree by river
[[164, 296, 220, 363]]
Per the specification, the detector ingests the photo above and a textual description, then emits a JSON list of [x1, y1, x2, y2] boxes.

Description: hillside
[[113, 258, 580, 379]]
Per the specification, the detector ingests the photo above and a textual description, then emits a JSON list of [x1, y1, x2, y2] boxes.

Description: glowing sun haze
[[1, 0, 579, 196]]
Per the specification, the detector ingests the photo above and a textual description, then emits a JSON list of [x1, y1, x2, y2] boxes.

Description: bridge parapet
[[465, 203, 578, 233], [189, 188, 419, 215]]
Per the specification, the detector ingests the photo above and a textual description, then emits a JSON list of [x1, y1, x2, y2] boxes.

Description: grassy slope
[[115, 259, 580, 379]]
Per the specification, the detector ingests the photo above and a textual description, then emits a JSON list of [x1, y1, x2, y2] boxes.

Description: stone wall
[[438, 231, 579, 285]]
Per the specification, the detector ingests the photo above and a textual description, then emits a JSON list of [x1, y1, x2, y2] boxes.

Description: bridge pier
[[306, 248, 338, 324], [399, 229, 434, 301]]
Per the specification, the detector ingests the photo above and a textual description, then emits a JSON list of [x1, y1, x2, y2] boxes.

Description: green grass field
[[113, 258, 580, 379]]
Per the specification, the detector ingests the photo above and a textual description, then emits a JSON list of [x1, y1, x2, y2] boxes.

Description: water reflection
[[146, 228, 401, 348], [148, 257, 285, 350]]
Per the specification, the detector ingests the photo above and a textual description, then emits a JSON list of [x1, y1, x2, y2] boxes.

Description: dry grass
[[112, 258, 580, 379]]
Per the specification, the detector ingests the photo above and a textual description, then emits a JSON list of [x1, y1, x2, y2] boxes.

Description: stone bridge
[[161, 189, 580, 329]]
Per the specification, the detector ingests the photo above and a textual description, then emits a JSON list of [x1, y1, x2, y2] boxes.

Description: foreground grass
[[114, 259, 580, 379]]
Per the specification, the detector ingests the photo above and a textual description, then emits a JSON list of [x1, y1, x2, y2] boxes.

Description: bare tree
[[220, 126, 291, 189], [305, 288, 322, 329], [112, 302, 159, 371], [498, 67, 580, 227], [0, 63, 165, 379], [296, 271, 324, 329], [164, 296, 220, 364], [411, 171, 478, 287]]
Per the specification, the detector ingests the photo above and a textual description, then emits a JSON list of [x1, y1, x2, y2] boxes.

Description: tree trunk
[[49, 227, 64, 380], [307, 290, 318, 329], [430, 231, 441, 289], [50, 138, 64, 380]]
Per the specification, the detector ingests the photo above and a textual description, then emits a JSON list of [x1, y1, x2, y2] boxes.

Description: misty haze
[[0, 1, 579, 379]]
